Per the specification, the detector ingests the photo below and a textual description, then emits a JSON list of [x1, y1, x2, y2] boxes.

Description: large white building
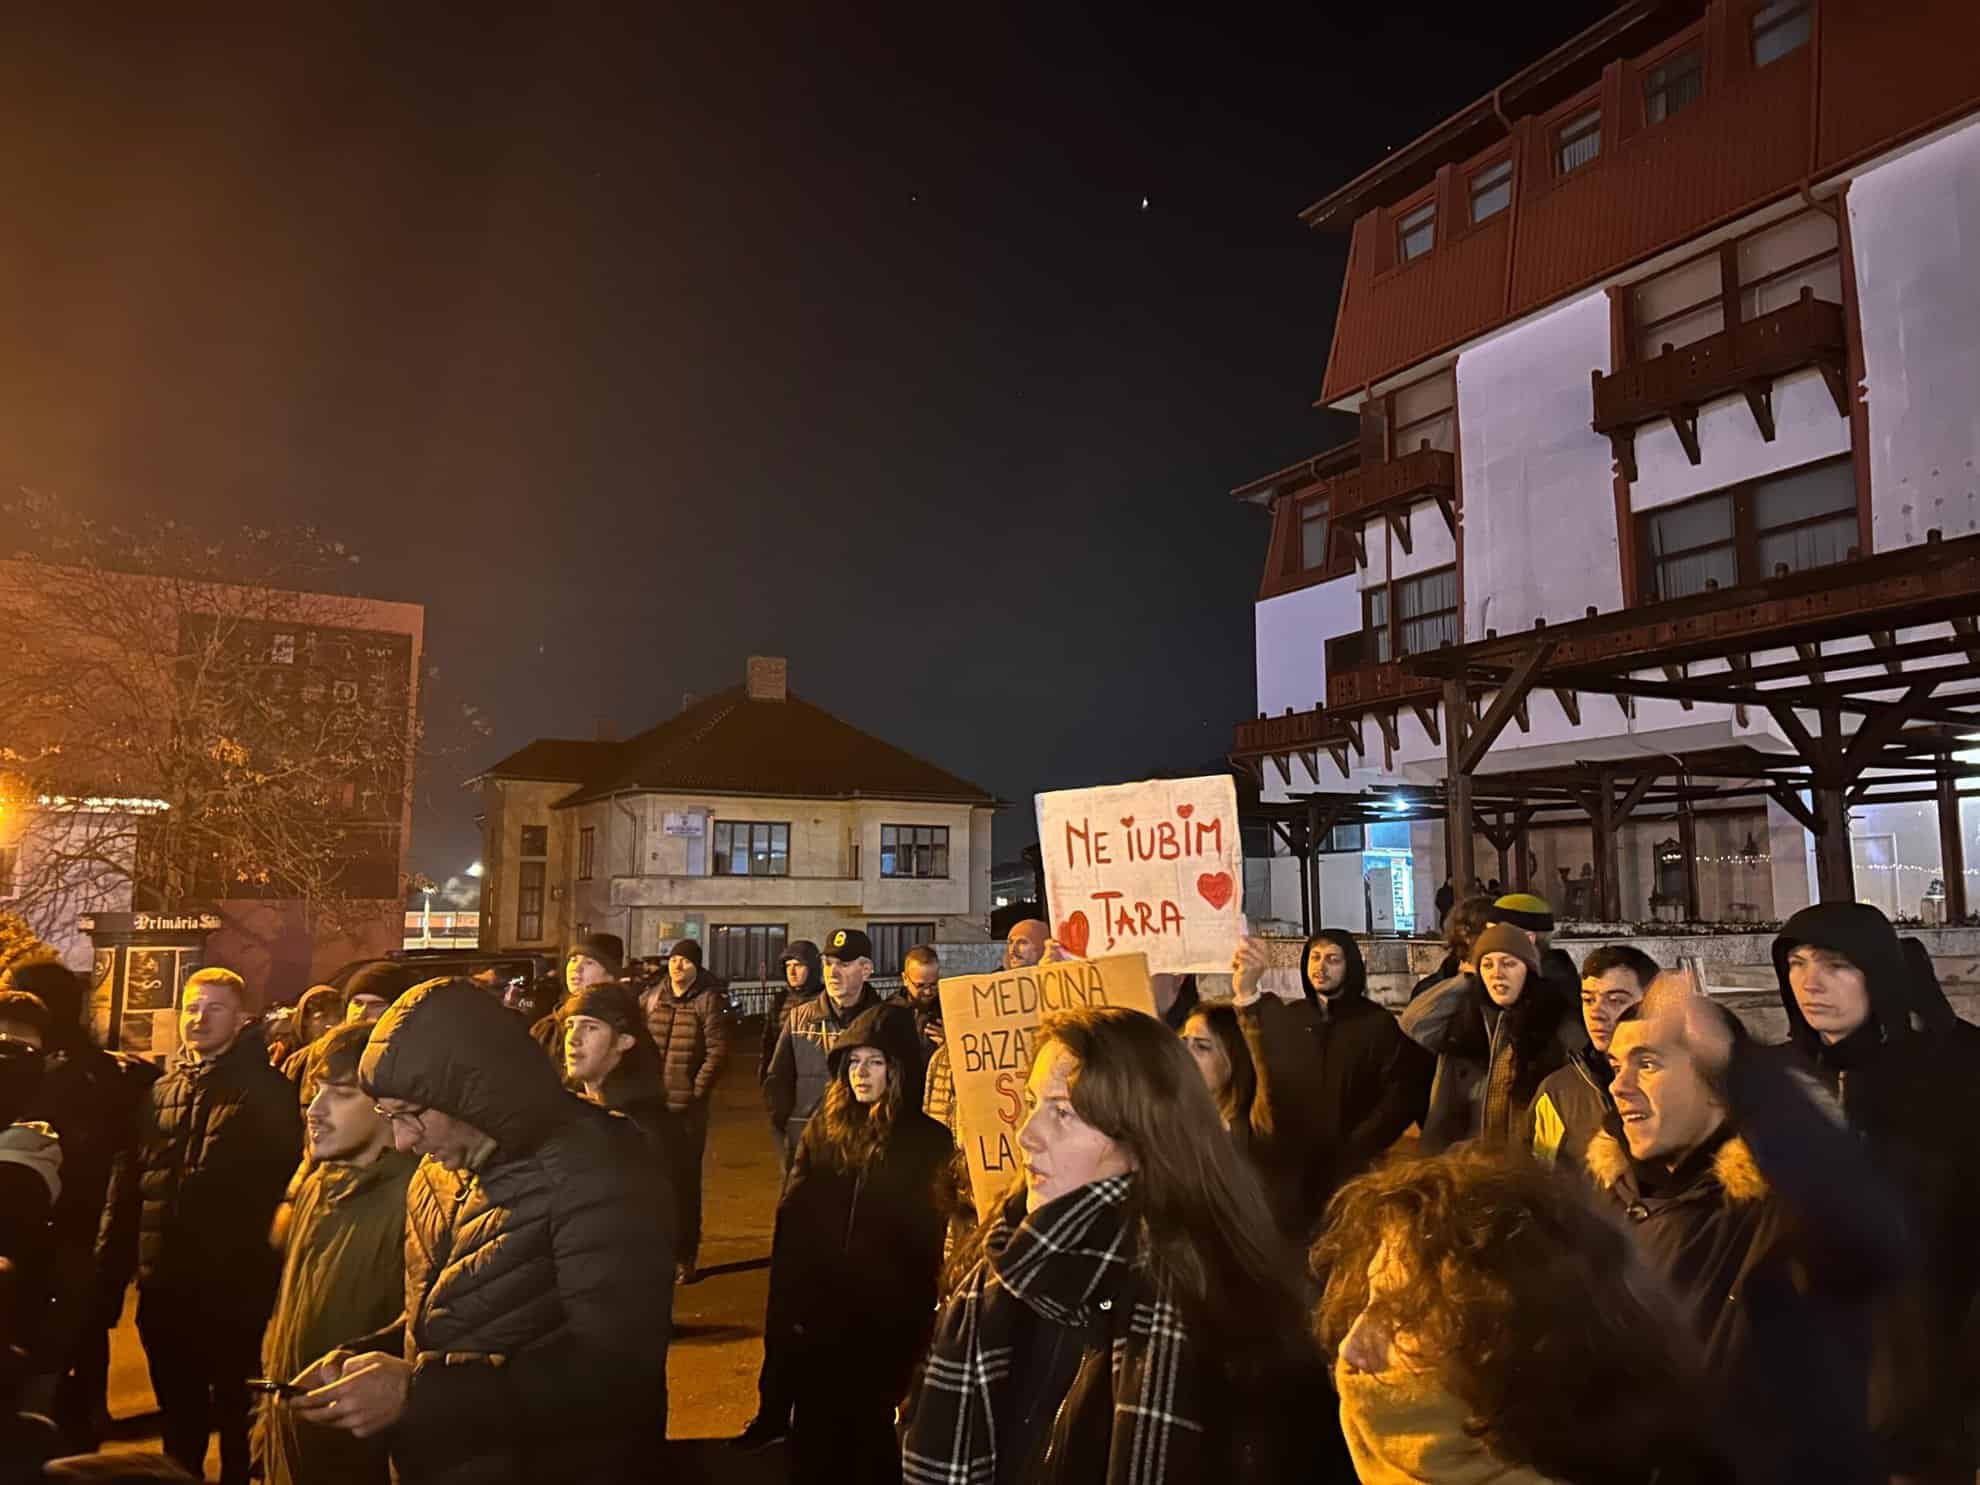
[[1232, 0, 1980, 933]]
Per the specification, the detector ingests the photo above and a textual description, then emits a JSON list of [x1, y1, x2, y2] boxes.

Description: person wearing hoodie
[[112, 968, 302, 1485], [256, 1023, 416, 1485], [1229, 930, 1433, 1241], [1772, 903, 1980, 1483], [0, 991, 61, 1386], [276, 988, 346, 1090], [641, 937, 730, 1285], [288, 979, 670, 1485], [1526, 943, 1658, 1171], [1591, 974, 1913, 1485], [760, 941, 824, 1092], [1400, 923, 1580, 1154], [743, 1005, 954, 1475]]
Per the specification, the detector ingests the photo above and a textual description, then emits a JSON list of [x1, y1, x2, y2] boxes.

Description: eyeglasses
[[372, 1103, 428, 1130]]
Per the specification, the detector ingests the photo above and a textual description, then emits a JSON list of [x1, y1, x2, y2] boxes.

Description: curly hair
[[1313, 1147, 1716, 1483], [1444, 894, 1496, 961], [809, 1045, 904, 1174]]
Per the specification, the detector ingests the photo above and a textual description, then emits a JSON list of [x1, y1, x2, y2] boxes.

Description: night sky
[[0, 3, 1597, 881]]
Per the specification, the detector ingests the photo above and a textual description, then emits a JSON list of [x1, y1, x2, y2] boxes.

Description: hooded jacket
[[351, 980, 671, 1485], [766, 1006, 957, 1396], [1586, 1035, 1911, 1485], [1234, 932, 1433, 1240], [1400, 954, 1581, 1155], [1772, 903, 1980, 1475], [0, 1117, 62, 1360], [1524, 1043, 1614, 1173], [764, 984, 918, 1137], [759, 941, 824, 1077], [257, 1148, 417, 1485], [641, 970, 731, 1113]]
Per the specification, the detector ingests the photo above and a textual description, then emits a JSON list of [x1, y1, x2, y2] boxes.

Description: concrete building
[[1232, 0, 1980, 932], [470, 657, 999, 984]]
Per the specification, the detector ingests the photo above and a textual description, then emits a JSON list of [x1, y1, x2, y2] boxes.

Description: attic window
[[1752, 0, 1811, 66], [1643, 49, 1702, 125], [1555, 108, 1602, 175], [1397, 201, 1436, 262]]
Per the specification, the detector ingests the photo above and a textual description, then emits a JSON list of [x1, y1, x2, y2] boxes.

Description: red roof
[[476, 688, 999, 808]]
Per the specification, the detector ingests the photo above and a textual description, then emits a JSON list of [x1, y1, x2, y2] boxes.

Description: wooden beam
[[1410, 700, 1441, 747], [1455, 642, 1557, 775], [1614, 692, 1636, 722], [1387, 510, 1414, 556], [1953, 615, 1980, 667], [1342, 717, 1365, 759], [1661, 664, 1695, 711], [1677, 798, 1701, 921], [1615, 772, 1659, 822], [1766, 701, 1827, 772], [1326, 743, 1352, 777], [1812, 783, 1856, 903], [1434, 493, 1456, 537], [1767, 785, 1818, 833], [1869, 629, 1901, 678], [1513, 693, 1531, 734], [1270, 754, 1292, 788], [1839, 680, 1940, 778], [1350, 525, 1368, 568], [1443, 677, 1477, 897], [1374, 708, 1401, 756], [1941, 754, 1970, 924], [1742, 382, 1777, 443], [1671, 405, 1702, 465], [1298, 749, 1321, 786], [1553, 687, 1581, 727]]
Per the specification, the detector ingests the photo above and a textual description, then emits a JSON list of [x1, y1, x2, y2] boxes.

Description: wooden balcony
[[1330, 446, 1457, 560], [1327, 658, 1440, 712], [1592, 287, 1849, 481], [1232, 706, 1344, 760]]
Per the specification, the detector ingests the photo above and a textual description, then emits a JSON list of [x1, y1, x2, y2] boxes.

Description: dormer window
[[1556, 108, 1602, 175], [1469, 159, 1513, 223], [1643, 49, 1703, 125], [1752, 0, 1811, 65], [1397, 201, 1436, 262]]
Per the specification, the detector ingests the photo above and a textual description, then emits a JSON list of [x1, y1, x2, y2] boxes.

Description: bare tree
[[0, 492, 424, 943]]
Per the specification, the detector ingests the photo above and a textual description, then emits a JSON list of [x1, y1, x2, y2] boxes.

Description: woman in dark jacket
[[767, 1005, 954, 1485], [902, 1007, 1329, 1485], [1400, 923, 1580, 1153]]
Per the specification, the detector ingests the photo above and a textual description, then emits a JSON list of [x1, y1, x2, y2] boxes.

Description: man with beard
[[899, 944, 942, 1086], [1231, 929, 1431, 1240]]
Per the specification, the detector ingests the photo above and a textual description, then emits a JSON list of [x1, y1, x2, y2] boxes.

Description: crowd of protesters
[[2, 888, 1979, 1485]]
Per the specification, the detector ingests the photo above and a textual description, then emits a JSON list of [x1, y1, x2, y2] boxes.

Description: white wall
[[1849, 117, 1980, 551], [1255, 576, 1358, 720], [1630, 366, 1851, 513]]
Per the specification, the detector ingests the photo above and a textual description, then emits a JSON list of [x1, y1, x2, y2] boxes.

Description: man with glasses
[[290, 978, 668, 1485]]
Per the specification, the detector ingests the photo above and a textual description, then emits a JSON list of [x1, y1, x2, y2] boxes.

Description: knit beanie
[[570, 932, 626, 977], [669, 938, 704, 969], [560, 981, 642, 1034], [1471, 923, 1542, 979], [1491, 892, 1556, 934], [343, 960, 422, 1008]]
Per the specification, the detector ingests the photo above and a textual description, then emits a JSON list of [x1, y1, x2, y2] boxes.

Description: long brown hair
[[809, 1044, 904, 1173], [1180, 1003, 1256, 1131], [1313, 1148, 1716, 1483]]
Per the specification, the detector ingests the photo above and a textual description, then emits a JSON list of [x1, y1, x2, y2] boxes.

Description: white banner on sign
[[1035, 774, 1244, 974]]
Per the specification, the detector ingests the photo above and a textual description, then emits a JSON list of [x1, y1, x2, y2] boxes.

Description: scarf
[[902, 1174, 1202, 1485], [1337, 1355, 1567, 1485]]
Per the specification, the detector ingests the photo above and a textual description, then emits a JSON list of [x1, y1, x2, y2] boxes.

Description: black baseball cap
[[822, 928, 873, 962]]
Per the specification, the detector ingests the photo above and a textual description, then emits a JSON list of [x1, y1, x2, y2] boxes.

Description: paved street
[[99, 1039, 790, 1482]]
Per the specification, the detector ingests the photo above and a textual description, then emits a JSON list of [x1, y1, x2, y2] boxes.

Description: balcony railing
[[1232, 706, 1343, 759], [1592, 288, 1848, 480], [1329, 445, 1457, 522], [1327, 658, 1440, 711]]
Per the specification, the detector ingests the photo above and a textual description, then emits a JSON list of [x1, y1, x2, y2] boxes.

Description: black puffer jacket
[[126, 1032, 302, 1316], [1773, 904, 1980, 1477], [355, 979, 672, 1485]]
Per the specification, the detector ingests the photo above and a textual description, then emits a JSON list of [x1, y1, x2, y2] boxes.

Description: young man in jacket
[[641, 938, 729, 1284], [759, 941, 823, 1101], [119, 968, 303, 1485], [257, 1023, 415, 1485], [1774, 903, 1980, 1482], [1230, 930, 1431, 1240], [289, 979, 670, 1485], [1527, 942, 1657, 1171], [1593, 975, 1913, 1485]]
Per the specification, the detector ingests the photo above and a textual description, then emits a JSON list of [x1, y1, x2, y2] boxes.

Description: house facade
[[471, 657, 998, 983], [1234, 0, 1980, 932]]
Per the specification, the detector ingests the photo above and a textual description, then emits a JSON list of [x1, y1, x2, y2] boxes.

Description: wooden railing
[[1327, 659, 1440, 711]]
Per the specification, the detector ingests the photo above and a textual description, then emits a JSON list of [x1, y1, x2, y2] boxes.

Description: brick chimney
[[746, 655, 788, 703]]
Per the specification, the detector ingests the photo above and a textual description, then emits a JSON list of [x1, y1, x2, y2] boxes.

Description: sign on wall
[[938, 952, 1156, 1219], [1035, 774, 1244, 974], [662, 812, 704, 837]]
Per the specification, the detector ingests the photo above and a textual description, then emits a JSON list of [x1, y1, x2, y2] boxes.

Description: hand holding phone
[[246, 1378, 305, 1399]]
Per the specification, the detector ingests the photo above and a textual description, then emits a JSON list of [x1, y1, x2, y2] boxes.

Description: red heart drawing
[[1057, 912, 1090, 959], [1176, 803, 1194, 818], [1196, 873, 1234, 911], [1119, 816, 1135, 829]]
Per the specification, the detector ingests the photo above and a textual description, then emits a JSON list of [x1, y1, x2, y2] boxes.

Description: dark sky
[[0, 2, 1596, 879]]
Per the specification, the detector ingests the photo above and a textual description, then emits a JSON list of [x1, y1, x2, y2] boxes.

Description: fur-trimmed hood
[[1586, 1126, 1768, 1204]]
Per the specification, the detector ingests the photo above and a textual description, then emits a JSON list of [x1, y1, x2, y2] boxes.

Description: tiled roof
[[481, 688, 999, 807], [470, 737, 622, 785]]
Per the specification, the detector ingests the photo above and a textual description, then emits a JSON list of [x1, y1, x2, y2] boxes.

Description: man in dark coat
[[1230, 929, 1432, 1240], [1593, 978, 1913, 1485], [1526, 942, 1658, 1171], [1773, 903, 1980, 1481], [290, 978, 670, 1485], [257, 1023, 415, 1485], [641, 937, 729, 1284], [0, 990, 60, 1381], [117, 968, 302, 1485], [760, 940, 823, 1090]]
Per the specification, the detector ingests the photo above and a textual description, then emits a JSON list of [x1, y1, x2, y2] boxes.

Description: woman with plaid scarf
[[901, 1006, 1334, 1485]]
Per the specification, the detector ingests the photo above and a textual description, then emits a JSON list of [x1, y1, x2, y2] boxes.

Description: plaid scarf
[[902, 1174, 1204, 1485]]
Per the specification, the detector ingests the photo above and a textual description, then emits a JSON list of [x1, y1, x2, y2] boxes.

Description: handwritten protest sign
[[939, 952, 1155, 1220], [1036, 774, 1244, 975]]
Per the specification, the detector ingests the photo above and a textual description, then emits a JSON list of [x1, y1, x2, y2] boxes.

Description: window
[[1628, 209, 1838, 361], [577, 826, 596, 881], [711, 923, 789, 982], [1736, 210, 1842, 319], [1630, 251, 1725, 362], [519, 825, 548, 858], [881, 825, 950, 879], [1397, 201, 1436, 262], [1321, 822, 1365, 854], [1396, 568, 1459, 656], [1555, 107, 1601, 175], [516, 861, 546, 941], [1641, 457, 1858, 601], [1469, 159, 1513, 223], [868, 923, 936, 978], [1751, 0, 1811, 66], [1391, 369, 1456, 456], [1642, 48, 1702, 125], [270, 633, 295, 665], [1300, 498, 1331, 570], [713, 820, 790, 876], [1363, 587, 1392, 663]]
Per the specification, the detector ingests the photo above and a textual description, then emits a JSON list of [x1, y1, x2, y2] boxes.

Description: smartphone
[[246, 1378, 305, 1399]]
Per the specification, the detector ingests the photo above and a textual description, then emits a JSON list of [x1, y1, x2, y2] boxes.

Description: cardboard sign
[[1036, 774, 1244, 974], [939, 952, 1156, 1220]]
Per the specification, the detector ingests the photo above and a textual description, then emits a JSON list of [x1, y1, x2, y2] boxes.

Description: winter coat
[[350, 980, 672, 1485], [759, 941, 825, 1076], [1235, 932, 1432, 1238], [256, 1149, 416, 1485], [1400, 969, 1579, 1154], [0, 1120, 62, 1361], [1587, 1037, 1911, 1485], [641, 973, 731, 1112], [1524, 1044, 1613, 1172], [767, 1040, 955, 1393], [1773, 903, 1980, 1476], [764, 987, 915, 1137], [124, 1034, 304, 1319]]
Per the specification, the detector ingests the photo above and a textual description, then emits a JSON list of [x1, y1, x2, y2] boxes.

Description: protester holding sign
[[901, 1006, 1326, 1485]]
